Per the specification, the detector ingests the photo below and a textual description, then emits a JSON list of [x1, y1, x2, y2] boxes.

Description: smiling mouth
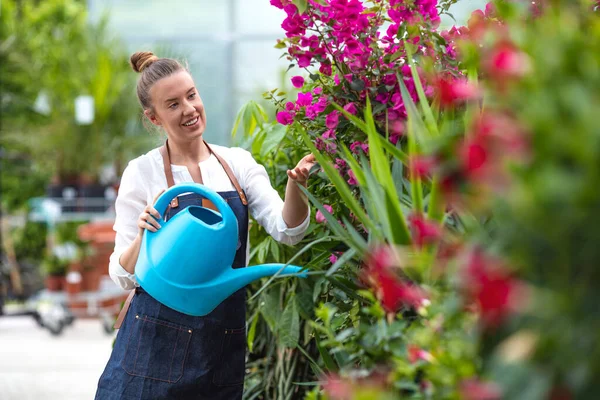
[[183, 117, 199, 127]]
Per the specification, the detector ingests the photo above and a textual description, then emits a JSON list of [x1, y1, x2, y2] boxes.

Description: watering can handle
[[153, 183, 235, 225]]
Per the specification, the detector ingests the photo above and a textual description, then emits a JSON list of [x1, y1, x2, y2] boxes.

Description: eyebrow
[[164, 87, 196, 103]]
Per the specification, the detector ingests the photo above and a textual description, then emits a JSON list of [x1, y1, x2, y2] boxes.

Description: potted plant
[[42, 255, 68, 292]]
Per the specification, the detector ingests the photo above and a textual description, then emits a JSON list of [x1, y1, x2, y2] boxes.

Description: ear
[[144, 109, 161, 126]]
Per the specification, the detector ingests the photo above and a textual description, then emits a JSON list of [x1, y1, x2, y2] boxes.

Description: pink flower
[[305, 105, 317, 120], [276, 111, 294, 125], [325, 141, 337, 154], [297, 54, 312, 67], [285, 102, 295, 111], [322, 129, 336, 140], [408, 345, 434, 364], [269, 0, 284, 9], [313, 96, 328, 113], [350, 141, 369, 154], [319, 62, 332, 76], [291, 76, 305, 88], [329, 253, 338, 264], [334, 74, 341, 85], [325, 111, 340, 129], [313, 87, 323, 95], [347, 170, 357, 185], [316, 204, 333, 224], [343, 102, 357, 115], [296, 91, 313, 107]]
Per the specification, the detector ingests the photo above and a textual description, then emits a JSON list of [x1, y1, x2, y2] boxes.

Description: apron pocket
[[213, 326, 246, 386], [121, 314, 193, 383]]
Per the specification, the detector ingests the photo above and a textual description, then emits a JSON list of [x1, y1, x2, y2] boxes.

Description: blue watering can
[[134, 183, 307, 316]]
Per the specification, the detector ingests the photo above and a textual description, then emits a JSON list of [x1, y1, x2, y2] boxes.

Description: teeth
[[183, 117, 198, 126]]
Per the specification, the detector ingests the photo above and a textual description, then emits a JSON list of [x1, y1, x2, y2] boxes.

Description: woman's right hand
[[137, 189, 165, 235]]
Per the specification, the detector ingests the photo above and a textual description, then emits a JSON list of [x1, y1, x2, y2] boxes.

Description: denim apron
[[95, 143, 249, 400]]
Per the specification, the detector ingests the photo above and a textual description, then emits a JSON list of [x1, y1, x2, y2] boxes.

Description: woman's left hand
[[287, 154, 316, 184]]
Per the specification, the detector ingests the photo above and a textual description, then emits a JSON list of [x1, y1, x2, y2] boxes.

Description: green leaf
[[247, 312, 259, 353], [364, 97, 411, 244], [379, 137, 409, 165], [279, 299, 300, 348], [427, 175, 445, 223], [408, 117, 424, 215], [292, 0, 308, 14], [260, 123, 287, 158], [397, 72, 429, 143], [316, 338, 338, 372], [403, 40, 439, 136], [260, 288, 280, 332]]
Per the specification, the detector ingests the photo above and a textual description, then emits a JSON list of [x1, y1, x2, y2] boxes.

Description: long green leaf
[[379, 137, 409, 165], [299, 128, 375, 232], [427, 175, 445, 223], [408, 116, 424, 215], [247, 311, 259, 353], [404, 41, 439, 136], [397, 72, 429, 143], [364, 97, 412, 244], [279, 299, 300, 348], [316, 338, 339, 372]]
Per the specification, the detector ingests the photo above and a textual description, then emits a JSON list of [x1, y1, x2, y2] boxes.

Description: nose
[[182, 100, 195, 115]]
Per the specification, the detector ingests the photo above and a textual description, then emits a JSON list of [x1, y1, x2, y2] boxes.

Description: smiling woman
[[93, 51, 316, 400]]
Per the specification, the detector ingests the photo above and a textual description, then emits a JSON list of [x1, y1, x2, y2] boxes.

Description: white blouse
[[108, 144, 310, 290]]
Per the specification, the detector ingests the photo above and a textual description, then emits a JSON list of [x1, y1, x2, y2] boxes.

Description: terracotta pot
[[81, 268, 101, 292], [45, 275, 65, 292]]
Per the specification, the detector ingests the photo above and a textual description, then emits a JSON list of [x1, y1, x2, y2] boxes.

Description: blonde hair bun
[[130, 51, 159, 73]]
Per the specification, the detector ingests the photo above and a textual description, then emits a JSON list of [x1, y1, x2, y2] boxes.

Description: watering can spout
[[218, 264, 307, 293]]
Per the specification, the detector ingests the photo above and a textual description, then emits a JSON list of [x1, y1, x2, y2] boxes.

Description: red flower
[[323, 374, 353, 400], [485, 41, 530, 82], [460, 378, 502, 400], [462, 248, 527, 327], [436, 77, 480, 108], [410, 155, 437, 179], [408, 213, 442, 248], [363, 246, 428, 313]]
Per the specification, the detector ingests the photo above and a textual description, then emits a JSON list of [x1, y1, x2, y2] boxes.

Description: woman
[[95, 51, 314, 399]]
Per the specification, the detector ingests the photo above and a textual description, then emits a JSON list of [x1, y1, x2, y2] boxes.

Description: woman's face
[[145, 70, 207, 141]]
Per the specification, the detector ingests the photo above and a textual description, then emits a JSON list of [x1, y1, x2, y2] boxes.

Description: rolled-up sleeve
[[108, 161, 146, 290], [236, 148, 310, 246]]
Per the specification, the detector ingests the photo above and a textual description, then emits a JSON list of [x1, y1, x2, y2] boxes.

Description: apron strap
[[113, 288, 136, 329]]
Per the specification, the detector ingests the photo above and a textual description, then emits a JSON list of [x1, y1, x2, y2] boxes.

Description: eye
[[188, 92, 196, 99], [169, 103, 178, 109]]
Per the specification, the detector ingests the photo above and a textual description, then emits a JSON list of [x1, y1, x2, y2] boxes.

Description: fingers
[[144, 203, 161, 221], [138, 211, 161, 232], [288, 167, 309, 182]]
